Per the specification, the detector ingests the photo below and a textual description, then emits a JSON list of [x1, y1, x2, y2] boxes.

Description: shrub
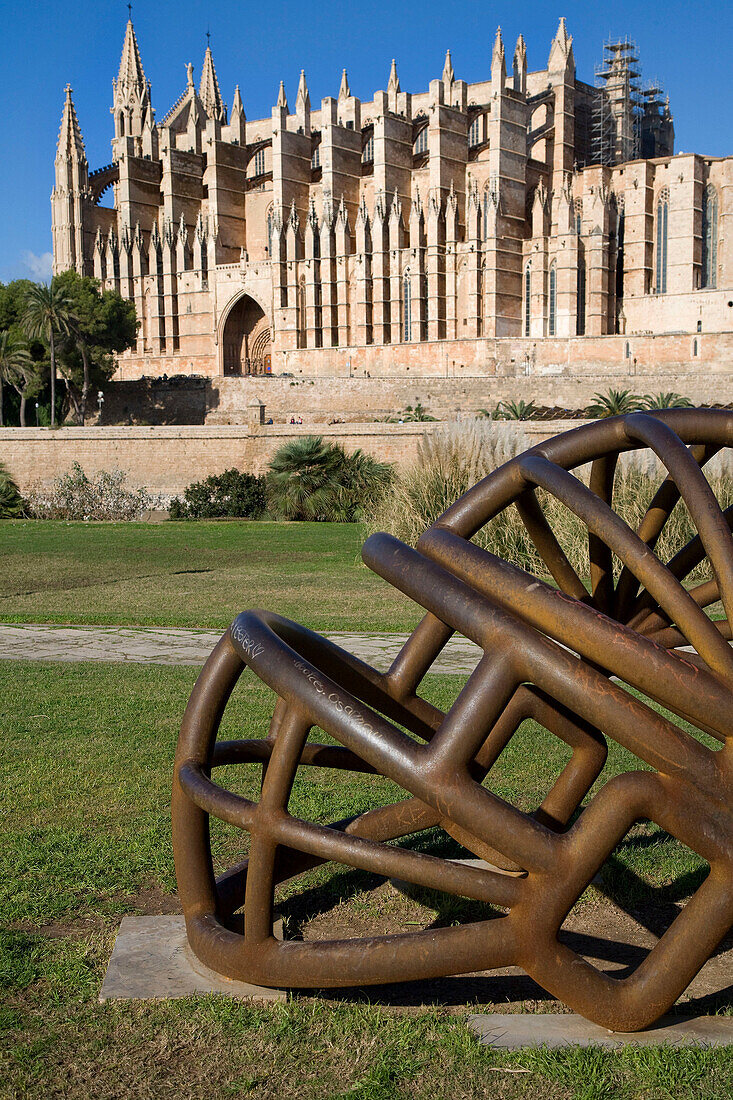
[[367, 418, 733, 587], [267, 435, 394, 522], [169, 468, 266, 519], [0, 461, 25, 518], [585, 389, 641, 417], [26, 462, 156, 521]]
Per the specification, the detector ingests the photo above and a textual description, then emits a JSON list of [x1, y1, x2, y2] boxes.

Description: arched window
[[413, 125, 428, 156], [468, 114, 481, 148], [523, 263, 531, 337], [311, 144, 321, 169], [625, 341, 631, 359], [693, 338, 698, 357], [548, 263, 557, 336], [253, 147, 266, 176], [576, 258, 586, 336], [575, 200, 583, 237], [403, 270, 412, 342], [702, 185, 718, 289], [362, 131, 374, 163], [656, 188, 669, 294], [119, 112, 125, 136], [266, 208, 274, 257]]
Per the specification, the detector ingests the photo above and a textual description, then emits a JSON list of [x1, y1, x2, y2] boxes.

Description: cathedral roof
[[199, 46, 227, 123]]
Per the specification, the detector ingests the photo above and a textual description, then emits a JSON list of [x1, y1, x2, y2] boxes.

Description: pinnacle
[[57, 84, 86, 159], [199, 44, 225, 121], [276, 80, 288, 110], [388, 58, 400, 93], [117, 18, 147, 94], [442, 49, 454, 85], [232, 85, 245, 117], [338, 68, 350, 101], [296, 69, 310, 109]]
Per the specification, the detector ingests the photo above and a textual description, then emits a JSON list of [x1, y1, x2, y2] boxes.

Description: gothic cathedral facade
[[51, 18, 732, 380]]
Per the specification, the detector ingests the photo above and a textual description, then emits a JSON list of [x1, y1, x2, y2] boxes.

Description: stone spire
[[387, 58, 400, 94], [116, 18, 148, 98], [276, 80, 288, 110], [296, 70, 310, 114], [548, 16, 574, 72], [442, 49, 454, 86], [232, 84, 245, 120], [112, 16, 151, 148], [57, 85, 87, 163], [513, 34, 527, 94], [338, 69, 350, 101], [199, 45, 226, 122], [491, 27, 506, 85]]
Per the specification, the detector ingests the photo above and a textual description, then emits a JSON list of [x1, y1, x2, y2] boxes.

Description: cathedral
[[51, 17, 732, 383]]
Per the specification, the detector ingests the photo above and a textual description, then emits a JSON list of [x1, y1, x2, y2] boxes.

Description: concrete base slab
[[99, 915, 286, 1003], [469, 1013, 733, 1049]]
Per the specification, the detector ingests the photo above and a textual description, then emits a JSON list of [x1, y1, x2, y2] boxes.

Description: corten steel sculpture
[[173, 410, 733, 1031]]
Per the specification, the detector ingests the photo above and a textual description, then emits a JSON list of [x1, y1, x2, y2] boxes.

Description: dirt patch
[[277, 876, 733, 1015], [9, 881, 180, 941]]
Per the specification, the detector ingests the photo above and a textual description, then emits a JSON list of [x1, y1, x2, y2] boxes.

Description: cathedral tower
[[51, 86, 90, 275]]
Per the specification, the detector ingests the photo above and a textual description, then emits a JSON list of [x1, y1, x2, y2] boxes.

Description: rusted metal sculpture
[[173, 409, 733, 1031]]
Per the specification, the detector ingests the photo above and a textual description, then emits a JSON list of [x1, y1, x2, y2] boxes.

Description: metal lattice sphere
[[172, 410, 733, 1031]]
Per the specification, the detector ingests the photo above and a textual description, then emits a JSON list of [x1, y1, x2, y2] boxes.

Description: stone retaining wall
[[0, 420, 585, 498]]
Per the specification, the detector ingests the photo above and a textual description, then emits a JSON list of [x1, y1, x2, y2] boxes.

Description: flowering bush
[[27, 462, 157, 521]]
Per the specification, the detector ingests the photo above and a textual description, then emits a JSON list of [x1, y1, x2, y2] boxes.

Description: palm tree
[[493, 399, 538, 421], [22, 282, 76, 428], [0, 330, 33, 427], [640, 392, 694, 410], [585, 389, 641, 418], [267, 436, 345, 520]]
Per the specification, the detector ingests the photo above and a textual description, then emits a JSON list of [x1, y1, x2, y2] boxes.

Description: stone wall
[[100, 332, 733, 427], [0, 420, 584, 498]]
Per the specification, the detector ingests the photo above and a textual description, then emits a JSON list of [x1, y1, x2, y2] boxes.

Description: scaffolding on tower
[[591, 38, 644, 167]]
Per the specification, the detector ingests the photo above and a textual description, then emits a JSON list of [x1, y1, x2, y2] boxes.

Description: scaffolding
[[591, 39, 643, 167]]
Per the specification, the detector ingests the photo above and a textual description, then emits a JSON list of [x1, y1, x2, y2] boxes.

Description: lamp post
[[35, 402, 39, 427], [97, 390, 104, 421]]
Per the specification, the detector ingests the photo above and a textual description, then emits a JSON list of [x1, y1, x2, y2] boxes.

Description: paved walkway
[[0, 623, 482, 675]]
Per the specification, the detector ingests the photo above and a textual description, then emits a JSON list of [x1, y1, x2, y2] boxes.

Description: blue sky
[[1, 0, 731, 284]]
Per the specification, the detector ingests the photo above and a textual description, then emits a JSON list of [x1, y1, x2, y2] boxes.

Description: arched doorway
[[221, 295, 272, 375]]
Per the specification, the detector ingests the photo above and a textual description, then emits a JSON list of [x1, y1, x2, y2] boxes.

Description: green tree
[[0, 461, 25, 517], [0, 330, 38, 427], [489, 399, 538, 421], [22, 282, 76, 427], [640, 392, 694, 410], [585, 389, 641, 418], [267, 435, 393, 521], [52, 271, 137, 424]]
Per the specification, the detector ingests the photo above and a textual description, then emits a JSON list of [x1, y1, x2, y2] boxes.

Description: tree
[[0, 330, 38, 427], [52, 271, 137, 424], [640, 392, 694, 410], [22, 282, 76, 427], [585, 389, 641, 418], [266, 435, 393, 521]]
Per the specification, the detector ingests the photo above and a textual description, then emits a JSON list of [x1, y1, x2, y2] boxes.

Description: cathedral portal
[[221, 294, 272, 376]]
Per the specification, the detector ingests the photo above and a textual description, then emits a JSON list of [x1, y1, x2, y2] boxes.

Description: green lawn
[[0, 520, 421, 632], [1, 660, 730, 1099]]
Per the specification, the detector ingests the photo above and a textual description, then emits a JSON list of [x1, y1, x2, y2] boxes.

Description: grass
[[1, 660, 731, 1099], [0, 520, 420, 632]]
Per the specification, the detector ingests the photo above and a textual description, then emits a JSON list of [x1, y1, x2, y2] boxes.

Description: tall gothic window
[[253, 148, 265, 176], [266, 208, 274, 256], [468, 115, 481, 147], [548, 263, 557, 337], [362, 132, 374, 163], [575, 200, 582, 237], [702, 184, 718, 289], [403, 270, 412, 342], [656, 188, 669, 294], [523, 263, 531, 337], [576, 260, 586, 335], [311, 144, 321, 169], [413, 125, 428, 156]]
